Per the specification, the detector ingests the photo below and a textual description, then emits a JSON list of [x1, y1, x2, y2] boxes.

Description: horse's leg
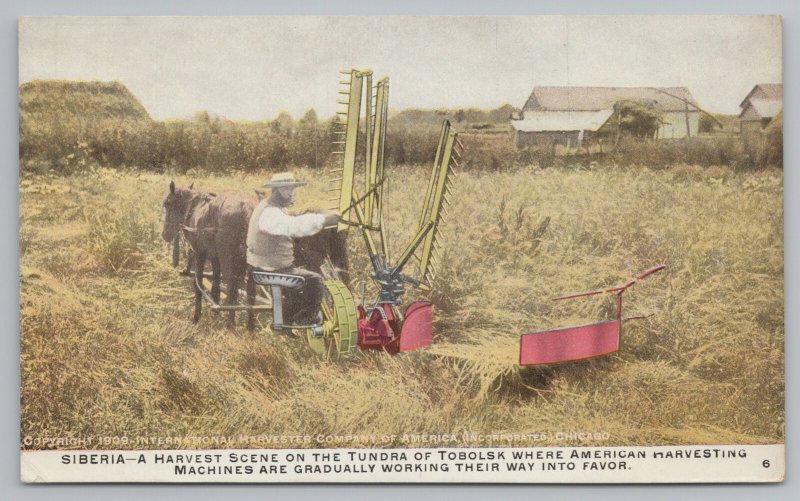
[[227, 274, 240, 328], [210, 256, 221, 305], [193, 251, 206, 323], [184, 248, 194, 276], [246, 266, 256, 331]]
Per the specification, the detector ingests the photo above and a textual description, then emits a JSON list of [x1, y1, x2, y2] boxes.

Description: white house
[[738, 83, 782, 136], [511, 86, 700, 147]]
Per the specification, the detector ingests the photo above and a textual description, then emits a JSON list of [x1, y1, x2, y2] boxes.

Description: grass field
[[20, 163, 783, 449]]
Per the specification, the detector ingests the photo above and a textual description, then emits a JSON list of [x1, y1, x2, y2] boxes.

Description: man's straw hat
[[262, 172, 306, 188]]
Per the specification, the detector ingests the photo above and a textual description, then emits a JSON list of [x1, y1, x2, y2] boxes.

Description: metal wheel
[[305, 280, 358, 361]]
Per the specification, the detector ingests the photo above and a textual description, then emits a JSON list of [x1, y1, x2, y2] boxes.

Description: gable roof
[[511, 110, 614, 132], [523, 86, 698, 113], [739, 98, 783, 120], [739, 83, 783, 108]]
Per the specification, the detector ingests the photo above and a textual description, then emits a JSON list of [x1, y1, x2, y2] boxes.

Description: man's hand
[[323, 212, 341, 227]]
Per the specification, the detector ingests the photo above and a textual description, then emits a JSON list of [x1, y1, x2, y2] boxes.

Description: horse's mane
[[183, 190, 216, 222]]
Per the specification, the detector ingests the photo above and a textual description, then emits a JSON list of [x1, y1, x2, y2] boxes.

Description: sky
[[18, 16, 782, 120]]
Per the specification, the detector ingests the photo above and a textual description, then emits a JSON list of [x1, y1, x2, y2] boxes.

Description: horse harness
[[181, 192, 219, 238]]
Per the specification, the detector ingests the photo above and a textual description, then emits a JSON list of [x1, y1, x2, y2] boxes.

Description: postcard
[[19, 15, 784, 483]]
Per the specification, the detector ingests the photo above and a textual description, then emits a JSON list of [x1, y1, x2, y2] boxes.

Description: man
[[246, 172, 339, 326]]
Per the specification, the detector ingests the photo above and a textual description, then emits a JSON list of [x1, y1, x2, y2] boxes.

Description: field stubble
[[20, 164, 783, 449]]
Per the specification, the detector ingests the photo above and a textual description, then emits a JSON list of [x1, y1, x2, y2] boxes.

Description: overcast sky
[[19, 16, 782, 120]]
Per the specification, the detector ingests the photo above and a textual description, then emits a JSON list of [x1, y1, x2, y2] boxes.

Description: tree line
[[20, 106, 782, 175], [20, 108, 454, 175]]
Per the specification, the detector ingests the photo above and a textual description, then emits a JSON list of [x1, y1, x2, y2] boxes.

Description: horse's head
[[161, 180, 194, 242]]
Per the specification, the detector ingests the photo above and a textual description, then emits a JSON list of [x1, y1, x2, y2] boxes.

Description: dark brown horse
[[162, 181, 255, 325], [162, 181, 348, 328]]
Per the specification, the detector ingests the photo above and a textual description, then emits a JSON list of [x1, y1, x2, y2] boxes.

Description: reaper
[[251, 68, 461, 360], [186, 68, 665, 367]]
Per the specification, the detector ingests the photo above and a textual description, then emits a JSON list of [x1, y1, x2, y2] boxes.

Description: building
[[738, 83, 782, 136], [511, 86, 700, 147]]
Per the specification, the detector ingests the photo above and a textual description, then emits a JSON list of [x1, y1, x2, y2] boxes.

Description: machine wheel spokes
[[305, 280, 358, 361]]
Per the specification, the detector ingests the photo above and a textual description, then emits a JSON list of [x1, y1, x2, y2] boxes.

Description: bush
[[82, 193, 157, 273], [384, 122, 440, 165], [21, 110, 339, 175], [507, 133, 782, 172], [457, 134, 517, 171]]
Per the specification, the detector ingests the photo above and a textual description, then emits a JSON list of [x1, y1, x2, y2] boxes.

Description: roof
[[511, 110, 614, 132], [739, 83, 783, 108], [19, 79, 152, 126], [523, 86, 698, 112], [739, 98, 783, 120]]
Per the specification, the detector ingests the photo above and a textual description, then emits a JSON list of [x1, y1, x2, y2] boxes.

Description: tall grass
[[19, 164, 783, 449]]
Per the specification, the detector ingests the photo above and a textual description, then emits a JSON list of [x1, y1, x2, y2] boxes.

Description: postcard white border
[[21, 444, 785, 483]]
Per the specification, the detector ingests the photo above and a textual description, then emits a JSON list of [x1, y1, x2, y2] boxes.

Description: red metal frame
[[355, 301, 433, 354], [519, 264, 665, 366]]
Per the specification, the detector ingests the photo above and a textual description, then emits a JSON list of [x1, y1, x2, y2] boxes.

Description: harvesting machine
[[249, 69, 666, 368], [253, 68, 460, 361]]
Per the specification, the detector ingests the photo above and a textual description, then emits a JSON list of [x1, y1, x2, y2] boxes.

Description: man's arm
[[259, 206, 326, 238]]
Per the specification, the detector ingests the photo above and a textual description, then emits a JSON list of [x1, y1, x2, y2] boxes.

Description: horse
[[162, 181, 255, 326], [162, 180, 349, 329]]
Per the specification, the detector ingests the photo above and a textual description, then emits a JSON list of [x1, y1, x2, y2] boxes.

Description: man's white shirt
[[258, 206, 325, 237]]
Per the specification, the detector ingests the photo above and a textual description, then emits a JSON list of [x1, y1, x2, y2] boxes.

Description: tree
[[614, 100, 663, 139], [699, 113, 723, 134], [271, 112, 294, 136], [293, 108, 321, 168]]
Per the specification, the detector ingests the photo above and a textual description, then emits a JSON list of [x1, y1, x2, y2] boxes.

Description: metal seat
[[251, 271, 305, 289], [250, 271, 306, 330]]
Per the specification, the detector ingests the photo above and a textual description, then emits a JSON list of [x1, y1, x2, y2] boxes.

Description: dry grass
[[19, 164, 783, 449]]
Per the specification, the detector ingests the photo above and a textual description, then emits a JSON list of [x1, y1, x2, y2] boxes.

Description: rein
[[181, 191, 218, 235]]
